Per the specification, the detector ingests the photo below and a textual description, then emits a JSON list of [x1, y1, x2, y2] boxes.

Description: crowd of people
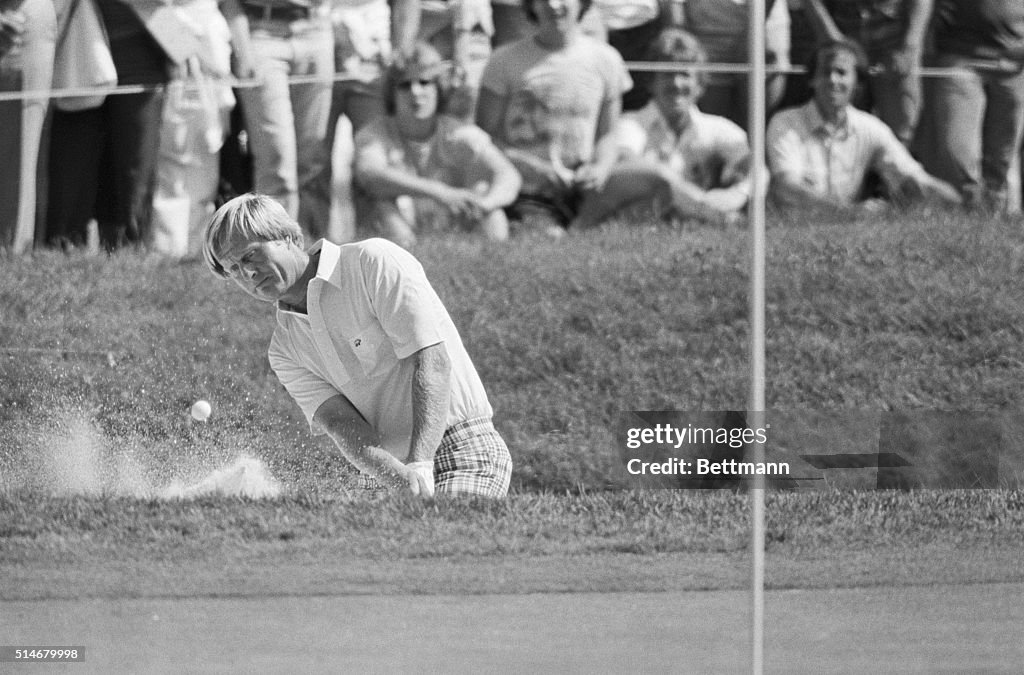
[[1, 0, 1023, 256]]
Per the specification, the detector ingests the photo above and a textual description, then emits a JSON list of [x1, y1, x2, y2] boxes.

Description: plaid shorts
[[434, 417, 512, 497], [359, 418, 512, 497]]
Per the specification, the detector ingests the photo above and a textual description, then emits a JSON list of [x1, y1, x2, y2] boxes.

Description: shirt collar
[[646, 102, 701, 145], [803, 100, 851, 139], [309, 238, 340, 283], [275, 238, 337, 315]]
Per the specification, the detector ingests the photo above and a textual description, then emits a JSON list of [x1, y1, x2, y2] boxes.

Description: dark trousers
[[607, 16, 669, 112], [46, 89, 164, 250], [0, 69, 22, 247]]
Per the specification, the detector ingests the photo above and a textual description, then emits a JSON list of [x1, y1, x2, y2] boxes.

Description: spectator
[[618, 28, 753, 226], [46, 0, 171, 251], [673, 0, 792, 129], [913, 0, 1024, 213], [318, 0, 419, 243], [202, 193, 513, 498], [767, 39, 960, 215], [799, 0, 933, 147], [354, 42, 521, 247], [150, 0, 246, 258], [0, 0, 55, 253], [476, 0, 647, 233], [231, 0, 334, 242]]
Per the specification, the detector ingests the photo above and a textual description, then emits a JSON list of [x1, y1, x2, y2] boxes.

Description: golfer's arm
[[407, 343, 451, 464], [313, 395, 409, 488]]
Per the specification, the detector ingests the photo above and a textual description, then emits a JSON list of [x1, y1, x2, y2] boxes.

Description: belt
[[243, 4, 310, 22]]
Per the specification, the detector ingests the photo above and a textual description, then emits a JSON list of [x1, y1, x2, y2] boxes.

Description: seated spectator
[[354, 42, 521, 247], [767, 39, 960, 216], [476, 0, 654, 233], [617, 28, 752, 226]]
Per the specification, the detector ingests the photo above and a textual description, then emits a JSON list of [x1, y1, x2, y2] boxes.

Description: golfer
[[202, 193, 512, 498]]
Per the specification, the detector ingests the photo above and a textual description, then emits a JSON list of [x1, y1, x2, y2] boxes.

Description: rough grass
[[2, 490, 1022, 598], [4, 490, 1021, 556]]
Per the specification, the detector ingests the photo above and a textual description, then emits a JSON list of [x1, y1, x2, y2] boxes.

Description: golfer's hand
[[405, 461, 435, 498]]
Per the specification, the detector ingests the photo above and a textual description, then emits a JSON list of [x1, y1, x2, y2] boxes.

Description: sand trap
[[160, 455, 281, 499]]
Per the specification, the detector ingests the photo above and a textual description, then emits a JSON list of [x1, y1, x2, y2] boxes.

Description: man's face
[[217, 232, 302, 303], [812, 48, 858, 116], [532, 0, 579, 33], [651, 68, 703, 129]]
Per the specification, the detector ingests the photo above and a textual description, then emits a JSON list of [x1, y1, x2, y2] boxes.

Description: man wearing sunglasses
[[354, 41, 521, 247]]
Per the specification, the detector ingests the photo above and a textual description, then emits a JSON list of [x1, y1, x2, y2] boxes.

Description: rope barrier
[[624, 60, 995, 78], [0, 61, 994, 103], [0, 71, 364, 103]]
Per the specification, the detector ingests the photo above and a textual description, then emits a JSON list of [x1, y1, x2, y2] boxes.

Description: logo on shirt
[[353, 338, 362, 347]]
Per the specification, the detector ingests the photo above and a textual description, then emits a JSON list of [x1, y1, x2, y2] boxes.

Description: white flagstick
[[747, 0, 768, 673]]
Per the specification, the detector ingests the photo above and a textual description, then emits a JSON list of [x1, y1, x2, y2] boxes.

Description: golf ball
[[190, 399, 212, 422]]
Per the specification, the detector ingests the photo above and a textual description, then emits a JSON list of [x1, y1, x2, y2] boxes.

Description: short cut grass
[[202, 193, 304, 279]]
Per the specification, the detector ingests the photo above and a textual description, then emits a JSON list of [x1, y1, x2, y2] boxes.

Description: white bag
[[52, 0, 118, 111]]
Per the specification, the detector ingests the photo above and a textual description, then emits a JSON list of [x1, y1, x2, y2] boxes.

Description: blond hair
[[202, 194, 303, 279]]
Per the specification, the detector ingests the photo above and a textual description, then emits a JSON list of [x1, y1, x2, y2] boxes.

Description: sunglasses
[[397, 77, 438, 90]]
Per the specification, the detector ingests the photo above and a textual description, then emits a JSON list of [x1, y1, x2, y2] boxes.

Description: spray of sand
[[0, 410, 281, 499]]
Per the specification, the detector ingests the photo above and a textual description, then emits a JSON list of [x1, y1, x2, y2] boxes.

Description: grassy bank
[[3, 208, 1024, 492]]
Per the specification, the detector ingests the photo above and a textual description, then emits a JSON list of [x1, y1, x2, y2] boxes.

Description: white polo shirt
[[267, 238, 493, 461]]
